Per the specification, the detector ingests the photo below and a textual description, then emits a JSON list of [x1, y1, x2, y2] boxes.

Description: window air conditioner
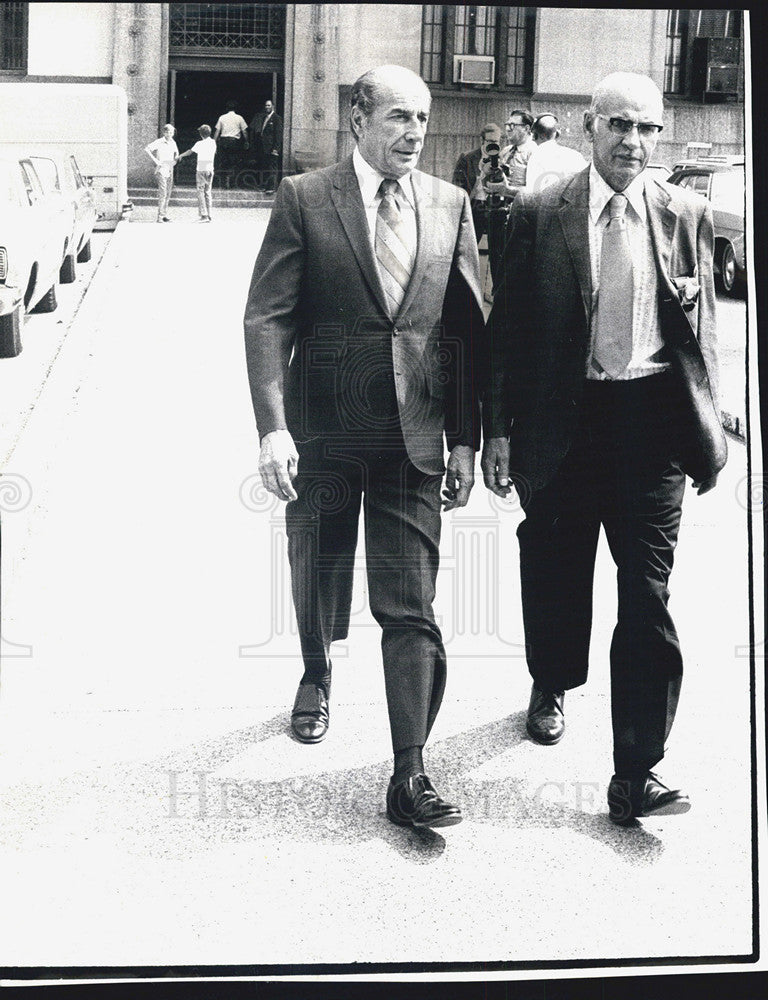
[[453, 55, 495, 85]]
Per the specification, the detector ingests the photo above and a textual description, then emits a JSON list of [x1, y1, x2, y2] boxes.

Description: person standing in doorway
[[145, 124, 179, 223], [214, 100, 249, 189], [250, 99, 283, 194], [177, 124, 217, 221]]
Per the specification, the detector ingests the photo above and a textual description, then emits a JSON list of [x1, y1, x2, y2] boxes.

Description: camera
[[481, 140, 510, 209], [482, 140, 505, 184]]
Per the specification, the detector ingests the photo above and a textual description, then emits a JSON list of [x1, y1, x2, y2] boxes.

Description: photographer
[[482, 110, 537, 284], [452, 123, 502, 248]]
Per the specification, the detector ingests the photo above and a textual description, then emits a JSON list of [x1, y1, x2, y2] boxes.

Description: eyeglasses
[[506, 121, 527, 130], [596, 114, 663, 137]]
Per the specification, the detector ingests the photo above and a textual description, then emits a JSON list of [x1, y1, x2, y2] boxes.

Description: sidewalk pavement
[[0, 210, 759, 972]]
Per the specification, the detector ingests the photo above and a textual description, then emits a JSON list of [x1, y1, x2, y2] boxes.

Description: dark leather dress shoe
[[290, 677, 330, 744], [526, 684, 565, 744], [386, 773, 462, 829], [608, 771, 691, 825]]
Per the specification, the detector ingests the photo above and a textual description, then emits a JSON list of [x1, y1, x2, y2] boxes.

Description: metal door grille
[[169, 3, 285, 53]]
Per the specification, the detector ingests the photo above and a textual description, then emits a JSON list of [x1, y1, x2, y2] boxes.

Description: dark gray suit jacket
[[485, 165, 722, 489], [244, 154, 485, 475]]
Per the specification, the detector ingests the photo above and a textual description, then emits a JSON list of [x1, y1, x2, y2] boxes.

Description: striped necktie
[[375, 178, 415, 319], [593, 192, 633, 378]]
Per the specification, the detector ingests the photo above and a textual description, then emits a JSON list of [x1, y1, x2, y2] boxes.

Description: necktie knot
[[379, 178, 400, 200], [608, 193, 628, 221]]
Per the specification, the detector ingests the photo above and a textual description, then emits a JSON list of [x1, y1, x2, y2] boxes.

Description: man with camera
[[482, 110, 537, 285], [451, 122, 502, 249]]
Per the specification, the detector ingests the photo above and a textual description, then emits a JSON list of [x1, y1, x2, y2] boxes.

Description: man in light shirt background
[[525, 112, 587, 194], [144, 123, 179, 223], [177, 124, 217, 222], [214, 100, 249, 189]]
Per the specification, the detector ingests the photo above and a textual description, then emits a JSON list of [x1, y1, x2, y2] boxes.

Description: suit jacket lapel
[[330, 155, 391, 317], [644, 177, 678, 294], [558, 167, 592, 324]]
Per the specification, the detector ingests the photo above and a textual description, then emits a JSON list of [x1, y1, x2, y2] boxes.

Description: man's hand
[[259, 429, 299, 502], [442, 445, 475, 511], [481, 437, 511, 497], [485, 177, 517, 199], [692, 473, 718, 496]]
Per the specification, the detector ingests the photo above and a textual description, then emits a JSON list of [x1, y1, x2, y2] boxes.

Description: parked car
[[0, 157, 71, 357], [28, 153, 98, 281], [667, 160, 746, 295]]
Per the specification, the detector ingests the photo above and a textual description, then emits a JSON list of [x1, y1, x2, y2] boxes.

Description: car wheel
[[0, 308, 23, 358], [77, 239, 92, 263], [719, 242, 736, 295], [31, 285, 58, 314], [59, 253, 77, 284]]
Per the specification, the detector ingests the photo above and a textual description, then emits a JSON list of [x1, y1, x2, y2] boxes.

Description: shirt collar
[[353, 146, 415, 208], [589, 162, 647, 224]]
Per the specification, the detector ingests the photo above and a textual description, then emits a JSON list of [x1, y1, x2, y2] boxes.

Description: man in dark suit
[[249, 99, 283, 193], [481, 72, 726, 824], [244, 65, 484, 829]]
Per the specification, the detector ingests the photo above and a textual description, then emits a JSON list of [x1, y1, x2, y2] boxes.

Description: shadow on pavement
[[149, 710, 664, 865]]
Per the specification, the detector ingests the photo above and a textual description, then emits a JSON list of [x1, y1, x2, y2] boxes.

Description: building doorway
[[169, 69, 278, 185]]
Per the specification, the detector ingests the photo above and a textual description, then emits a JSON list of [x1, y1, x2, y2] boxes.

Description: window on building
[[0, 2, 28, 74], [664, 9, 742, 98], [420, 5, 535, 90]]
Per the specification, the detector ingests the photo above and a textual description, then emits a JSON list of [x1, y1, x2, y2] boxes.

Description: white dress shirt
[[500, 137, 537, 188], [586, 164, 669, 380], [352, 146, 418, 256], [525, 139, 587, 194]]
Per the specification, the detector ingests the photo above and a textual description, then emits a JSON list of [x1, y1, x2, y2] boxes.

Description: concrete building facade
[[1, 4, 746, 186]]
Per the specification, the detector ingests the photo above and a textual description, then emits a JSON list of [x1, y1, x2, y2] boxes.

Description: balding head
[[533, 114, 559, 143], [589, 72, 664, 122]]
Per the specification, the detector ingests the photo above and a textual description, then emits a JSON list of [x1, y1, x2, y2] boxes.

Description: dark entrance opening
[[170, 69, 275, 186]]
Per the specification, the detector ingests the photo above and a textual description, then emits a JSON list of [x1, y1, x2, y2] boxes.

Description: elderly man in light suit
[[482, 72, 726, 824], [244, 65, 484, 829]]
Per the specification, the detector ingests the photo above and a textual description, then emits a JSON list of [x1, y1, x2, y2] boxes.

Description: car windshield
[[29, 156, 60, 193], [710, 168, 745, 215]]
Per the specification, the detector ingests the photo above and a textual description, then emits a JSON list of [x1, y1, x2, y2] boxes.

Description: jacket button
[[392, 328, 399, 336]]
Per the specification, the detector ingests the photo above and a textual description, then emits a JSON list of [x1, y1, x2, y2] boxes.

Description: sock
[[393, 745, 424, 784]]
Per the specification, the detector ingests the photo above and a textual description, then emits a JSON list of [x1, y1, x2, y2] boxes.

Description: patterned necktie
[[594, 192, 633, 378], [375, 178, 415, 319]]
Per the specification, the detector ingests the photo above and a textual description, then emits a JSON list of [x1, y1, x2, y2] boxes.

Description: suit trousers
[[284, 435, 447, 752], [217, 137, 241, 187], [485, 206, 510, 288], [516, 370, 688, 776]]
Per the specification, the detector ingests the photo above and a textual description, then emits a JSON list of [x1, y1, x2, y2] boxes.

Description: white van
[[0, 82, 128, 230]]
